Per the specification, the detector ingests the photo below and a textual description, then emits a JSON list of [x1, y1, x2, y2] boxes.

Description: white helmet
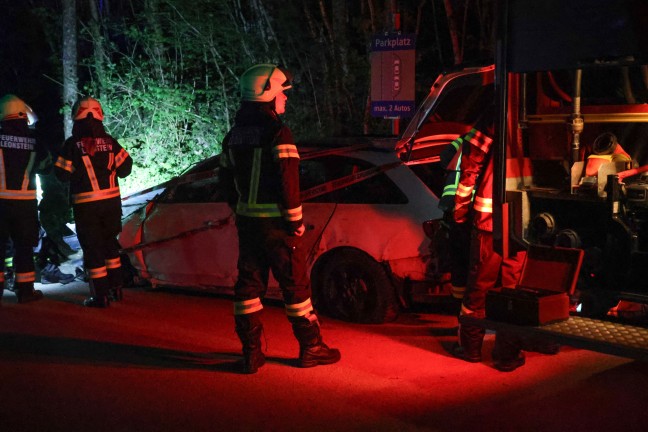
[[74, 97, 104, 121], [0, 94, 36, 124], [240, 64, 293, 102]]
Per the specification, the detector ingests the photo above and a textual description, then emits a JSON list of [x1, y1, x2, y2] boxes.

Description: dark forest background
[[0, 0, 495, 193]]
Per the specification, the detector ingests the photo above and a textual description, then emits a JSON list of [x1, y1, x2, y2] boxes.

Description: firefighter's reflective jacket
[[219, 104, 302, 231], [454, 127, 494, 232], [0, 120, 49, 201], [54, 119, 132, 205], [439, 135, 466, 212]]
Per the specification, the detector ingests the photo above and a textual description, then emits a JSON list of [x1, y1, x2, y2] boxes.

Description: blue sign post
[[370, 33, 416, 118]]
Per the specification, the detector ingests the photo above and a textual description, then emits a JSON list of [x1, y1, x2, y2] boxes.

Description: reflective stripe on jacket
[[55, 135, 132, 205], [220, 106, 302, 230], [0, 131, 42, 201], [454, 127, 494, 231]]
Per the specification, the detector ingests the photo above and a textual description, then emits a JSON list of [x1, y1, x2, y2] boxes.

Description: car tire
[[312, 249, 398, 324]]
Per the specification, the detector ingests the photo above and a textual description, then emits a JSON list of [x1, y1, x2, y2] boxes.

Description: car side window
[[159, 169, 224, 204], [300, 155, 408, 204]]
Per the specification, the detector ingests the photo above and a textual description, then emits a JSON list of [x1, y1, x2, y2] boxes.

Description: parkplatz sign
[[370, 33, 416, 118]]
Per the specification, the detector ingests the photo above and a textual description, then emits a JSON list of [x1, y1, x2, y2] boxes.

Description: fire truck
[[400, 0, 648, 358]]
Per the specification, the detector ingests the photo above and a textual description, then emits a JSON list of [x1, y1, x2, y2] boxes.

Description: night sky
[[2, 2, 76, 149]]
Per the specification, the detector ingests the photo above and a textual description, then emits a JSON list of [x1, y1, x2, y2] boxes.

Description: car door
[[140, 171, 239, 289]]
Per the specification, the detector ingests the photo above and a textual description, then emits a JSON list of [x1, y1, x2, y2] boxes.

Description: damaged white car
[[119, 140, 448, 323]]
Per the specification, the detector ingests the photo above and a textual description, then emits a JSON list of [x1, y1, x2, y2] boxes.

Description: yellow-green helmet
[[0, 94, 35, 124], [74, 96, 104, 121], [240, 64, 293, 102]]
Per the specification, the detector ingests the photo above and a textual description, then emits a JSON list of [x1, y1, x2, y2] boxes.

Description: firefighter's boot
[[15, 282, 43, 304], [492, 331, 526, 372], [108, 285, 123, 302], [291, 318, 341, 368], [451, 323, 485, 363], [107, 258, 123, 302], [235, 313, 266, 374], [84, 278, 110, 308]]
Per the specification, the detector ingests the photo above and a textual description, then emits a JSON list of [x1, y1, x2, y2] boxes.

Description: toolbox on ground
[[485, 245, 584, 326]]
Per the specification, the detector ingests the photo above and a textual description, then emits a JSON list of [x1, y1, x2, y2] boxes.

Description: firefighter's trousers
[[234, 216, 311, 307], [0, 200, 39, 292], [459, 229, 524, 353], [73, 197, 123, 295]]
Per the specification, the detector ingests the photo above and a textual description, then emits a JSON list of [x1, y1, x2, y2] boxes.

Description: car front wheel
[[312, 249, 398, 324]]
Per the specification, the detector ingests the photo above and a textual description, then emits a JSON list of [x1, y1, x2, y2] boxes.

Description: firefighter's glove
[[293, 223, 305, 237], [285, 220, 304, 236]]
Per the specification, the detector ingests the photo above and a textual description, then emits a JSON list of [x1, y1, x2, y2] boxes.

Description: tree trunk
[[62, 0, 78, 138], [88, 0, 106, 98], [145, 0, 166, 84], [442, 0, 463, 65]]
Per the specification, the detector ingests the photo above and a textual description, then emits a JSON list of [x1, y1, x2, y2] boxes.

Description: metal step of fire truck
[[460, 315, 648, 361]]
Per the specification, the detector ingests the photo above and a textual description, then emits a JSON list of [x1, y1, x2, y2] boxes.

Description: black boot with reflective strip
[[84, 278, 110, 308], [235, 313, 266, 374], [291, 318, 341, 368], [15, 283, 43, 304]]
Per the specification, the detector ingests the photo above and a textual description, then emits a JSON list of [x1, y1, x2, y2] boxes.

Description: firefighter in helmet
[[438, 131, 474, 303], [0, 94, 50, 304], [220, 64, 341, 373], [55, 97, 132, 307], [449, 108, 529, 371]]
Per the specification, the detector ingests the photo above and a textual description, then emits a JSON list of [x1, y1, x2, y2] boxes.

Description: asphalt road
[[1, 280, 647, 432]]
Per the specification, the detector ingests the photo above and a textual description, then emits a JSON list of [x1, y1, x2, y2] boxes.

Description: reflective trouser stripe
[[285, 298, 314, 318], [72, 187, 120, 204], [88, 266, 108, 279], [451, 285, 465, 300], [234, 297, 263, 315], [105, 258, 121, 269], [15, 271, 36, 283]]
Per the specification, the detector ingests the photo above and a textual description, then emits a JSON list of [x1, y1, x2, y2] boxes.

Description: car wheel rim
[[326, 268, 372, 321]]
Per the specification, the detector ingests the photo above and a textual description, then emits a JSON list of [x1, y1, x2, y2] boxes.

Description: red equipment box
[[485, 245, 584, 326]]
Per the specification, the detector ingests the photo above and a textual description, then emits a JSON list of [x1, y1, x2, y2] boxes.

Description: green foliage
[[81, 2, 237, 194], [69, 0, 481, 194]]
